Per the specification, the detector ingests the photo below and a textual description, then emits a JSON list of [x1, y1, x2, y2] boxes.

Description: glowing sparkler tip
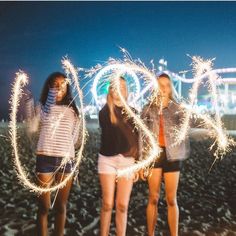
[[9, 57, 86, 194], [188, 54, 216, 77], [16, 70, 29, 85]]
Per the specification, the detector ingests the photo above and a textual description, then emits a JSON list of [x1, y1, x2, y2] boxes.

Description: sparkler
[[9, 50, 236, 183], [88, 48, 159, 109], [111, 71, 161, 178], [88, 49, 235, 177], [172, 56, 236, 160], [91, 64, 141, 108], [86, 49, 162, 178], [9, 59, 86, 194]]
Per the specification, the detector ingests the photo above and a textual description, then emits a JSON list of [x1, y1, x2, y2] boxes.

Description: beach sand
[[0, 124, 236, 236]]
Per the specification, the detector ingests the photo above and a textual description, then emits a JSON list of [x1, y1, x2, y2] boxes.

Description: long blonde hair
[[107, 77, 127, 124]]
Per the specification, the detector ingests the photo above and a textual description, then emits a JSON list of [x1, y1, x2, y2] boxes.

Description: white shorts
[[98, 153, 135, 175]]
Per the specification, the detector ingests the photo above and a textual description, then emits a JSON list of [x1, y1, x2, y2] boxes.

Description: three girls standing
[[30, 72, 190, 236]]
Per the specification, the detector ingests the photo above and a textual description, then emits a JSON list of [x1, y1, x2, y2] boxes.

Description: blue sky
[[1, 2, 236, 119]]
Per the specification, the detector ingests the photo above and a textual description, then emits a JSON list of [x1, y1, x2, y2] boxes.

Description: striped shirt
[[25, 88, 80, 159]]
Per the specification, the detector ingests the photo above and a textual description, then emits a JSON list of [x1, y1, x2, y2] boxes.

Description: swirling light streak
[[172, 56, 235, 159], [9, 59, 86, 193], [110, 70, 161, 178], [86, 50, 162, 178]]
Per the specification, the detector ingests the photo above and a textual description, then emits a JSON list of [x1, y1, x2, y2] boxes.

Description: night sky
[[1, 2, 236, 119]]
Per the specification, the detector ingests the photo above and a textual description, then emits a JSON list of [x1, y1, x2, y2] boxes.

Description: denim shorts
[[36, 155, 75, 174], [154, 147, 182, 172]]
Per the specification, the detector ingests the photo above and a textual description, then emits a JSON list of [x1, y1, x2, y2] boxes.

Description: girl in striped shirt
[[25, 72, 80, 236]]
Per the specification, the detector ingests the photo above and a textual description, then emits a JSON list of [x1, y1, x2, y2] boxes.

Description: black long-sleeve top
[[98, 104, 139, 159]]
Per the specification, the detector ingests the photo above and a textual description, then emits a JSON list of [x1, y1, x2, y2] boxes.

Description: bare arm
[[73, 115, 82, 150]]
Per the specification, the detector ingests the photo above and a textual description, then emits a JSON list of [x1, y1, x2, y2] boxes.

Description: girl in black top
[[99, 102, 139, 158], [98, 76, 139, 236]]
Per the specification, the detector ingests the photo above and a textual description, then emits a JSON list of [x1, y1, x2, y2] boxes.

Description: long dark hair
[[39, 72, 79, 116]]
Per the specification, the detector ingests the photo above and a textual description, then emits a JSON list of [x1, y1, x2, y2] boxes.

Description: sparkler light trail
[[61, 57, 88, 178], [9, 59, 86, 194], [9, 50, 236, 182], [88, 49, 235, 177], [172, 56, 236, 160], [91, 64, 141, 108], [86, 48, 162, 178], [87, 48, 160, 110], [111, 71, 161, 178]]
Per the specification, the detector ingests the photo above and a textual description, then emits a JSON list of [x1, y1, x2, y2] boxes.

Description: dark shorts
[[36, 155, 75, 174], [154, 147, 182, 173]]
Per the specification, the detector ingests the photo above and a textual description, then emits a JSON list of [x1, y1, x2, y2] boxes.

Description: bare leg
[[164, 171, 180, 236], [54, 173, 73, 236], [37, 173, 53, 236], [146, 168, 162, 236], [115, 177, 133, 236], [99, 174, 116, 236]]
